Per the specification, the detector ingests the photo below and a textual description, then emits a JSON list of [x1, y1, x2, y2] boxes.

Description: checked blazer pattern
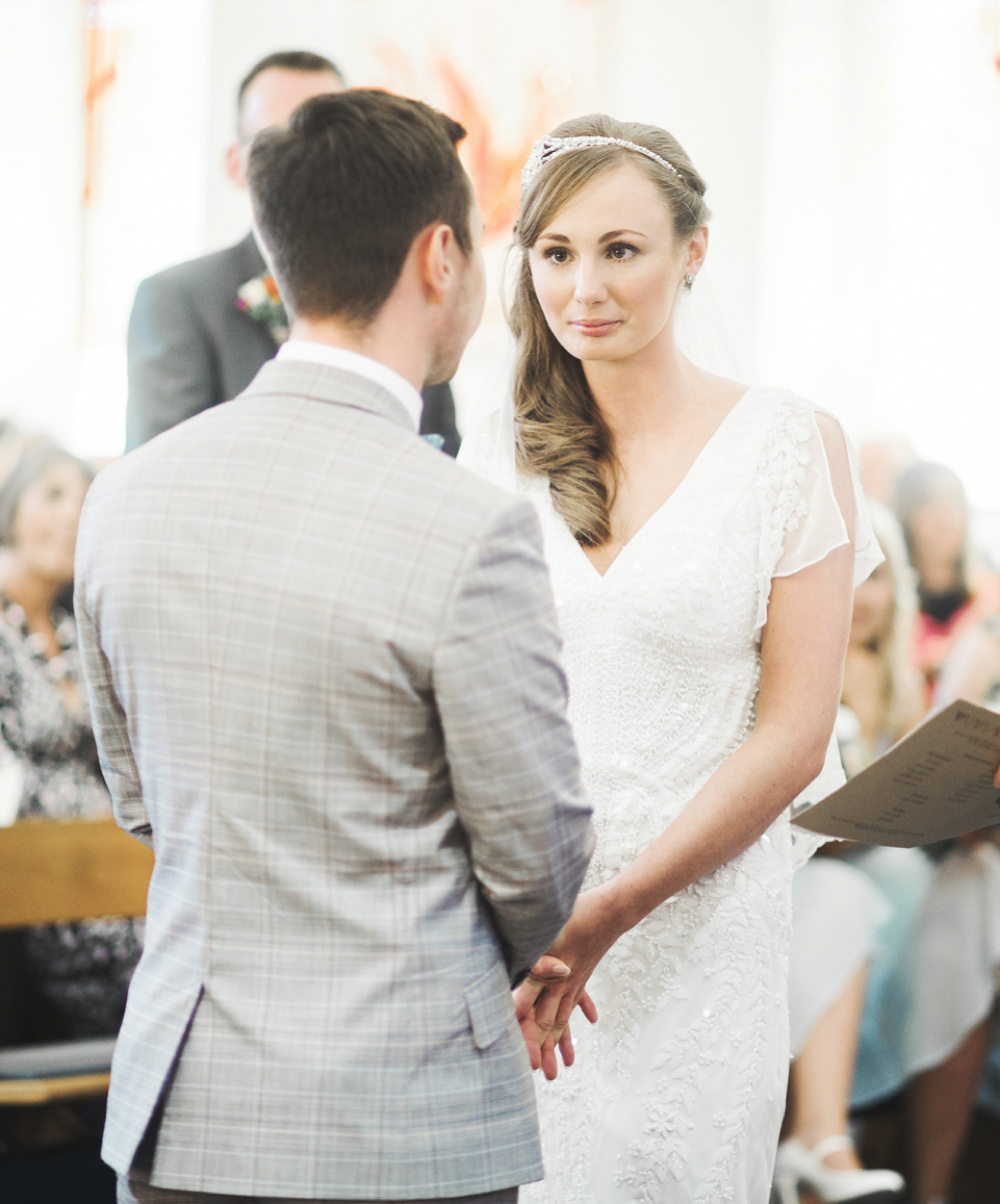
[[75, 359, 593, 1200]]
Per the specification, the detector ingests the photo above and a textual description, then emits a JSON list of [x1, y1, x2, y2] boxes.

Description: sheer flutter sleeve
[[755, 394, 883, 865], [756, 397, 881, 638]]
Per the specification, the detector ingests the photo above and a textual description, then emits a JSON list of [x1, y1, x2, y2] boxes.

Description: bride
[[460, 114, 880, 1202]]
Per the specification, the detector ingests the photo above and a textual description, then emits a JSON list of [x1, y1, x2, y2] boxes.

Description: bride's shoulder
[[746, 383, 816, 414], [743, 385, 851, 445], [749, 384, 843, 420]]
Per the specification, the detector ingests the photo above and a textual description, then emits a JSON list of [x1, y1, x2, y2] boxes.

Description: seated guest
[[887, 601, 1000, 1204], [935, 609, 1000, 710], [0, 441, 141, 1038], [778, 502, 919, 1203], [893, 460, 1000, 698], [938, 607, 1000, 1137], [856, 432, 915, 509], [0, 419, 29, 488], [837, 503, 999, 1204]]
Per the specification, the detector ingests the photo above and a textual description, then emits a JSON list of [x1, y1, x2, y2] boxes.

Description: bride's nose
[[573, 258, 609, 307]]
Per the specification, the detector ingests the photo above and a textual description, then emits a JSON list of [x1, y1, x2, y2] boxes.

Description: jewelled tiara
[[521, 134, 681, 191]]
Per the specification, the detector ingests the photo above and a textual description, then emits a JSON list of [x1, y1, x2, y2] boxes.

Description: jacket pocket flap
[[464, 960, 514, 1051]]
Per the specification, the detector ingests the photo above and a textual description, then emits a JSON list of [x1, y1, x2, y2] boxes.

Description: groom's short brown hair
[[248, 89, 472, 327]]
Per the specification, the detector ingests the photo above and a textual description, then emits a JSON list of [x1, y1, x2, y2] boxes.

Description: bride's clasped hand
[[512, 886, 625, 1079]]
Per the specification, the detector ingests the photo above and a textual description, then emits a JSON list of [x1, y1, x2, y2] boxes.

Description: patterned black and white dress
[[0, 598, 142, 1038]]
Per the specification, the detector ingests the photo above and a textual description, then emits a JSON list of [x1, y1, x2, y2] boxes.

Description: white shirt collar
[[276, 341, 424, 432]]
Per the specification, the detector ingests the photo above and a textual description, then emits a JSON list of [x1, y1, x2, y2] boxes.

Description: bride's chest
[[531, 469, 765, 654]]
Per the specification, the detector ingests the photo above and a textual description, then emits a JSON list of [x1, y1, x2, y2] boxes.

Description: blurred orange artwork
[[83, 1, 126, 208], [372, 43, 574, 243]]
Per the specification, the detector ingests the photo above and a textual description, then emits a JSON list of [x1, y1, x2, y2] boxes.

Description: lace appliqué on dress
[[754, 396, 815, 637]]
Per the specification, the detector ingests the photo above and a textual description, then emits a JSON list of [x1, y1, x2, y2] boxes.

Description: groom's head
[[248, 89, 484, 382]]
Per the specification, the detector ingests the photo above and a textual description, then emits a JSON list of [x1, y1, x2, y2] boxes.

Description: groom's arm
[[433, 496, 593, 983], [74, 484, 151, 847]]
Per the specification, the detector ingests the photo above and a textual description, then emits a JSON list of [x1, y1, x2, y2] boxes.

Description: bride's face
[[528, 162, 704, 366]]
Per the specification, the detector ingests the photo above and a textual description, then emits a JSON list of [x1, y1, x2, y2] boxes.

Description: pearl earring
[[684, 272, 695, 290]]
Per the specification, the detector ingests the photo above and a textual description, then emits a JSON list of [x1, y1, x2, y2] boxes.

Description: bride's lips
[[570, 319, 621, 336]]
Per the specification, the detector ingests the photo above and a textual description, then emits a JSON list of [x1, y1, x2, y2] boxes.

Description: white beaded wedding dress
[[460, 385, 879, 1204]]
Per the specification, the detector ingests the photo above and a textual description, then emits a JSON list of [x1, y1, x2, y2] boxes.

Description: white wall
[[3, 0, 999, 519], [2, 0, 84, 433], [756, 0, 1000, 511], [1, 0, 211, 456]]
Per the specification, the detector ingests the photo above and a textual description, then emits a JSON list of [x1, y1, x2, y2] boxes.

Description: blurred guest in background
[[125, 49, 463, 455], [839, 502, 926, 766], [935, 609, 1000, 711], [778, 503, 920, 1204], [0, 419, 30, 489], [857, 433, 915, 510], [0, 441, 141, 1038], [937, 599, 1000, 1156], [835, 500, 1000, 1204], [892, 460, 1000, 697], [125, 51, 342, 449]]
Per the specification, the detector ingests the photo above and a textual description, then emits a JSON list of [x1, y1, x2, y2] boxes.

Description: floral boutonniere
[[236, 273, 289, 344]]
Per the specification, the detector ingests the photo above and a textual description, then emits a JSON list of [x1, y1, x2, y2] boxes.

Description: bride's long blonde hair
[[510, 115, 710, 546]]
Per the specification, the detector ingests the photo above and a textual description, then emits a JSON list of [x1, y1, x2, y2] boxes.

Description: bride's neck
[[584, 343, 696, 441]]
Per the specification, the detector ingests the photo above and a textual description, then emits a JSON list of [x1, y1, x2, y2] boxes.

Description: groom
[[75, 89, 593, 1204]]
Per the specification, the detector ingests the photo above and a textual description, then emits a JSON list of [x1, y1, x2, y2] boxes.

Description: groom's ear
[[414, 222, 458, 306]]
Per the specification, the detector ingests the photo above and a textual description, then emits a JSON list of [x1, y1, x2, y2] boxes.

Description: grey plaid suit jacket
[[75, 359, 593, 1200]]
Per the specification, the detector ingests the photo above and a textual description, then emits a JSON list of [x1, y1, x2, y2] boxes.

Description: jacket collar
[[241, 357, 416, 436]]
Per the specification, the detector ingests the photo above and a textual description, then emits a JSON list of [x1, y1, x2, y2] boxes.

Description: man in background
[[125, 50, 463, 454]]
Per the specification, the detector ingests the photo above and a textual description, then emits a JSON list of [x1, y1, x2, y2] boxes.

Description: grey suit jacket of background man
[[125, 233, 463, 453], [75, 358, 593, 1200]]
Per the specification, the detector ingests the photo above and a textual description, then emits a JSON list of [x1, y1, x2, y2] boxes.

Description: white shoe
[[773, 1135, 905, 1204]]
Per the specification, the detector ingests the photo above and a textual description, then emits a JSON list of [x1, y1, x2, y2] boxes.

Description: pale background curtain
[[3, 0, 998, 522]]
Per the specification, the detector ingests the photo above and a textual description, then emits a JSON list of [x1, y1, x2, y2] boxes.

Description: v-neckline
[[572, 385, 756, 580]]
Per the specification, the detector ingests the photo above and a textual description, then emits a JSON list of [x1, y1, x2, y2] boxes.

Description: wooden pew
[[0, 816, 152, 1105]]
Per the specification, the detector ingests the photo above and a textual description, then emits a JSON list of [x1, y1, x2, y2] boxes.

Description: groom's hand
[[514, 954, 597, 1079], [514, 954, 571, 1071]]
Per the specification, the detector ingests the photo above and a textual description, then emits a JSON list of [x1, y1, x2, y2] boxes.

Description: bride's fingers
[[554, 991, 577, 1033], [554, 979, 596, 1032], [527, 954, 573, 984], [517, 1008, 543, 1071], [539, 1031, 562, 1081], [516, 952, 573, 1032], [532, 975, 592, 1078], [515, 982, 557, 1071], [557, 1021, 575, 1068], [513, 977, 546, 1022], [577, 989, 598, 1025], [532, 982, 566, 1043]]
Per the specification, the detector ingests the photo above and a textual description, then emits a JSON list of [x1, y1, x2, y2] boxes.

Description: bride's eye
[[541, 245, 571, 264], [606, 242, 638, 261]]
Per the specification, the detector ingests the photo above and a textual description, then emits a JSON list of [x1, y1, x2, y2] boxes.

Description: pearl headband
[[521, 134, 682, 191]]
